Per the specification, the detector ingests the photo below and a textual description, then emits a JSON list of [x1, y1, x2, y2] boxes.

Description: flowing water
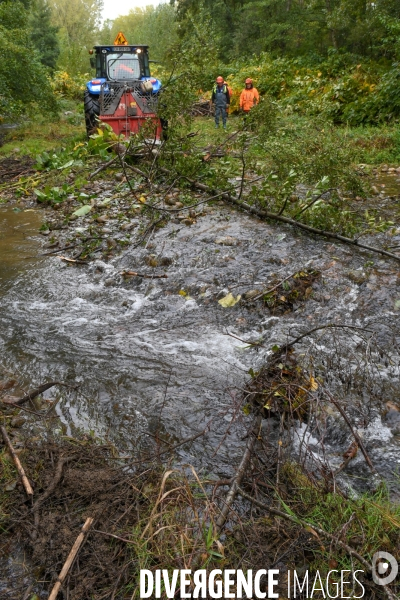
[[1, 203, 400, 489]]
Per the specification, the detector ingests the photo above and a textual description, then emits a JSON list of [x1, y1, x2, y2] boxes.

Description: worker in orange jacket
[[239, 78, 260, 113]]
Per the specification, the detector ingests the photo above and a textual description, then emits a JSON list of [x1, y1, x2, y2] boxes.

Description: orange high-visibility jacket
[[239, 87, 260, 112]]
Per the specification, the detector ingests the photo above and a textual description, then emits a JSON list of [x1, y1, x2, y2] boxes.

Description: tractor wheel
[[84, 91, 100, 136]]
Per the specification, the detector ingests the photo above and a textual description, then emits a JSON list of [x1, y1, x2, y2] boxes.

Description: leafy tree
[[0, 0, 58, 119], [30, 0, 60, 70], [173, 0, 400, 60], [98, 4, 178, 63], [47, 0, 103, 75], [0, 0, 32, 7]]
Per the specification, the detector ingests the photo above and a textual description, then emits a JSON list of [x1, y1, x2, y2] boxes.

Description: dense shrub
[[0, 1, 58, 120], [220, 52, 400, 125]]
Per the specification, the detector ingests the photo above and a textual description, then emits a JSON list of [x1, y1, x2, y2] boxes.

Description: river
[[1, 202, 400, 492]]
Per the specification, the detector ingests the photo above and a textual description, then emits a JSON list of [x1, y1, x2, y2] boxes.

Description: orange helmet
[[216, 76, 224, 83], [245, 78, 252, 84]]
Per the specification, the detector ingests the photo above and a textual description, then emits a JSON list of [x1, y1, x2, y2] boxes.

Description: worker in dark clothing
[[211, 76, 230, 129]]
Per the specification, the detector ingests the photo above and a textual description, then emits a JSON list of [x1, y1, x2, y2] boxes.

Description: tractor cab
[[84, 35, 163, 139]]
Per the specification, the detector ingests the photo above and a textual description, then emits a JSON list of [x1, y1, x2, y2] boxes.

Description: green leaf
[[97, 199, 111, 207], [72, 205, 92, 217], [33, 189, 47, 201], [57, 159, 74, 170], [209, 551, 224, 558]]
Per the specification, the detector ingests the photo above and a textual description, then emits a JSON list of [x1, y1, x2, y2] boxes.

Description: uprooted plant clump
[[244, 347, 315, 420], [244, 269, 321, 314]]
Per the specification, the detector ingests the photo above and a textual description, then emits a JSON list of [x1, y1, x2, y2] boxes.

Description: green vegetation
[[0, 100, 84, 156], [99, 4, 178, 63], [0, 0, 58, 120], [282, 463, 400, 573], [47, 0, 103, 76], [174, 0, 400, 61], [30, 0, 60, 70]]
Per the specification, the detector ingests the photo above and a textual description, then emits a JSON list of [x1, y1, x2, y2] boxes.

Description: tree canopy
[[173, 0, 400, 61], [0, 0, 58, 119], [99, 4, 178, 63], [30, 0, 60, 70]]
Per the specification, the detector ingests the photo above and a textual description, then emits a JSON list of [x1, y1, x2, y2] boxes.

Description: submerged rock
[[215, 236, 237, 246], [347, 270, 367, 284]]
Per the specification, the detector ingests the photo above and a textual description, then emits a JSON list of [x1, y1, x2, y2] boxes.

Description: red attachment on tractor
[[99, 82, 162, 140]]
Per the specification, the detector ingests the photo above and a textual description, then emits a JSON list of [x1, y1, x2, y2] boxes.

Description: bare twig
[[31, 455, 74, 541], [48, 517, 94, 600], [33, 456, 73, 513], [276, 413, 285, 489], [0, 426, 33, 496], [216, 415, 262, 530], [247, 273, 296, 303], [89, 156, 119, 179], [2, 381, 76, 407], [334, 445, 358, 476], [124, 420, 213, 468], [325, 390, 375, 472], [93, 529, 135, 544], [284, 324, 373, 349], [120, 270, 168, 279]]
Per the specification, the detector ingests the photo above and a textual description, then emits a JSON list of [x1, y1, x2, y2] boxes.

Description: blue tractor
[[84, 38, 163, 138]]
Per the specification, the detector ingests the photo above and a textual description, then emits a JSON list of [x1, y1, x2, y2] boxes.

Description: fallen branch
[[165, 171, 400, 263], [0, 426, 33, 496], [89, 156, 119, 179], [32, 456, 74, 541], [216, 415, 262, 530], [48, 517, 94, 600], [120, 270, 168, 279], [325, 390, 375, 473], [2, 381, 74, 407]]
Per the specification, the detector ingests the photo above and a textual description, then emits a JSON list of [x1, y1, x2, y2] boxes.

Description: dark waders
[[214, 87, 227, 128]]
